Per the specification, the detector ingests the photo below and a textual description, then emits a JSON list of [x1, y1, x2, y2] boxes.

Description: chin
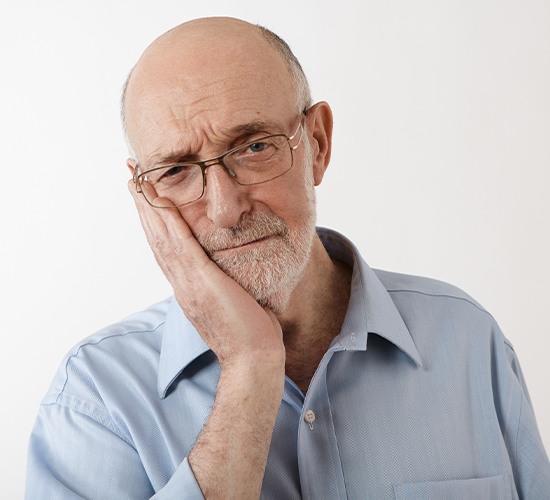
[[213, 229, 314, 313]]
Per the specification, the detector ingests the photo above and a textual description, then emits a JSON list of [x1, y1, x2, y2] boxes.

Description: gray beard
[[197, 211, 316, 313]]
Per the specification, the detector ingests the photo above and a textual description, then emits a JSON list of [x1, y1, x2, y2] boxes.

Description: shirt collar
[[157, 298, 210, 398], [157, 227, 422, 398], [318, 228, 422, 367]]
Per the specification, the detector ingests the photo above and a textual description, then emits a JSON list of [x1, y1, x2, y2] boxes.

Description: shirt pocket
[[394, 475, 512, 500]]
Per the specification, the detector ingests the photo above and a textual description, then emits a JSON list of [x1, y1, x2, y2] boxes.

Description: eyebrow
[[144, 119, 283, 167]]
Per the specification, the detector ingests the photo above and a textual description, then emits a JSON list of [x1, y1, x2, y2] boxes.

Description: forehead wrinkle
[[125, 23, 298, 164], [126, 48, 293, 133], [131, 80, 283, 163], [143, 117, 288, 167]]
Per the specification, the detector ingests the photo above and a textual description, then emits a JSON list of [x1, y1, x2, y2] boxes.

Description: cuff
[[151, 457, 204, 499]]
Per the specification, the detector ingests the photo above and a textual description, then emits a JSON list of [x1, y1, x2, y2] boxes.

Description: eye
[[246, 142, 269, 154], [228, 136, 283, 167], [155, 164, 198, 185], [162, 165, 185, 178]]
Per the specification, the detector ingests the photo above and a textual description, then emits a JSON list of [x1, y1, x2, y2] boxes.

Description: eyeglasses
[[133, 114, 305, 208]]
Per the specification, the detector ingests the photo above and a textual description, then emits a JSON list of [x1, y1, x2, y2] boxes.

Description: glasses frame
[[134, 111, 307, 208]]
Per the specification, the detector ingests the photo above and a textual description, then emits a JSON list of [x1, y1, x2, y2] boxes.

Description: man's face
[[125, 22, 324, 311]]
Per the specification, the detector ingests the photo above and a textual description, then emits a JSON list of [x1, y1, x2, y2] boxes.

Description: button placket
[[297, 348, 348, 499]]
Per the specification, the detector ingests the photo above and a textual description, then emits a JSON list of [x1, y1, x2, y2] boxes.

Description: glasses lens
[[225, 135, 293, 185], [139, 164, 204, 208]]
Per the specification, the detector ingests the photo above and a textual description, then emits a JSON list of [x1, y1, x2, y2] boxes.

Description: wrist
[[220, 356, 285, 401]]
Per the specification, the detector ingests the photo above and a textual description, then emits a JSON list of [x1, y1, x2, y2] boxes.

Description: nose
[[203, 163, 251, 228]]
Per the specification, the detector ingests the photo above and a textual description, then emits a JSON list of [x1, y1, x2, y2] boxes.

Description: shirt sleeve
[[151, 458, 204, 500], [500, 340, 550, 499], [25, 400, 204, 500]]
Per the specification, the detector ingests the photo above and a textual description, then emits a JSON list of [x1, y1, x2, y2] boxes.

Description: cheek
[[279, 155, 316, 212], [177, 204, 208, 238], [263, 185, 316, 231], [255, 155, 317, 218]]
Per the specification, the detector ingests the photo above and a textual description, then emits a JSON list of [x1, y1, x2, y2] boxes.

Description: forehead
[[124, 28, 297, 164]]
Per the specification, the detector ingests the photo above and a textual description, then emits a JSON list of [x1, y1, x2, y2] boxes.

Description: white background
[[2, 1, 549, 498]]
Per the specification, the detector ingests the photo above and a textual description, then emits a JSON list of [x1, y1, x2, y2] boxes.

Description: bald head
[[121, 17, 311, 155]]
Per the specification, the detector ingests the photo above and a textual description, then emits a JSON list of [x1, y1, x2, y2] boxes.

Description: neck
[[275, 236, 352, 393]]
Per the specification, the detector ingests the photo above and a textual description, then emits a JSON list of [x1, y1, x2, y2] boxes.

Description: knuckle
[[153, 238, 166, 252]]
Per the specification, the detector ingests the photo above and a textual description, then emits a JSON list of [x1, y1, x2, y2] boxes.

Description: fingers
[[127, 180, 211, 277], [128, 180, 171, 259]]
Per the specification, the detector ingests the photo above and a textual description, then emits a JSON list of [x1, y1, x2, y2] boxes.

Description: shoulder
[[373, 269, 505, 348], [61, 297, 170, 365], [43, 298, 171, 406], [373, 268, 490, 316], [372, 270, 519, 374]]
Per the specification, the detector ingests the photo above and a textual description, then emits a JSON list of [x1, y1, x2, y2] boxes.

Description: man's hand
[[129, 181, 285, 498], [129, 180, 285, 367]]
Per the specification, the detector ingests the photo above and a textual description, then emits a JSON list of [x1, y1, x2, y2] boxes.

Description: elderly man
[[26, 17, 549, 499]]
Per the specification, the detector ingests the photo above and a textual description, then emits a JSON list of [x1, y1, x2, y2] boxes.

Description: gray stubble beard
[[212, 215, 316, 313]]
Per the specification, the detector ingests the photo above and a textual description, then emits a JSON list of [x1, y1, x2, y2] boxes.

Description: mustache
[[196, 212, 289, 255]]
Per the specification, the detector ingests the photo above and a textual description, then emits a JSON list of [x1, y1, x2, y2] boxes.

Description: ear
[[305, 101, 333, 186], [126, 158, 137, 176]]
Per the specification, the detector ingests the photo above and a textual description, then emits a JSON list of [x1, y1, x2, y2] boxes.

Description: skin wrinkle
[[136, 101, 289, 170], [144, 118, 290, 169]]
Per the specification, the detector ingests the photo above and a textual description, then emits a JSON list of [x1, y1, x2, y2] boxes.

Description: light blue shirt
[[26, 228, 550, 499]]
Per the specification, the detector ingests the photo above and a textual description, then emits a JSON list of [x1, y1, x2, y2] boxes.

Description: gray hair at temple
[[120, 23, 313, 155]]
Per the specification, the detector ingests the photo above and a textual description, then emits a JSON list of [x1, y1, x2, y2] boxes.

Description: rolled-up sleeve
[[151, 458, 204, 500]]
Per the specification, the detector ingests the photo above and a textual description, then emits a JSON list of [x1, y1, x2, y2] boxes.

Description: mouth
[[211, 235, 274, 255]]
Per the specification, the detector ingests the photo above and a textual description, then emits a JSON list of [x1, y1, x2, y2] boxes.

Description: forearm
[[189, 358, 285, 499]]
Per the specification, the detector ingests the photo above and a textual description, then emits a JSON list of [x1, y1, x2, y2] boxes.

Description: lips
[[195, 211, 289, 257], [213, 235, 273, 253]]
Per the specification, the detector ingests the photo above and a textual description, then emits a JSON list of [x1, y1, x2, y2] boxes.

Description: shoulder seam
[[42, 392, 135, 447], [503, 338, 515, 352], [386, 288, 494, 318], [57, 323, 165, 402]]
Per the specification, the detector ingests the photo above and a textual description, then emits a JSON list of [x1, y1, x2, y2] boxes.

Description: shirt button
[[304, 409, 316, 429]]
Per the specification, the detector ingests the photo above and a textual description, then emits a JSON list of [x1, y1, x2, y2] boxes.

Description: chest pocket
[[394, 475, 513, 500]]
